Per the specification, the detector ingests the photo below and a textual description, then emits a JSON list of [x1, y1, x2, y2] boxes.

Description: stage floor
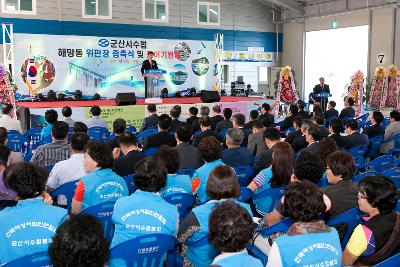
[[17, 96, 265, 109]]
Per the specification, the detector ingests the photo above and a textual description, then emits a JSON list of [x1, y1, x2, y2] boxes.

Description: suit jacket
[[380, 122, 400, 153], [192, 129, 222, 147], [292, 135, 308, 152], [210, 115, 224, 131], [221, 147, 254, 167], [253, 148, 273, 173], [343, 132, 369, 149], [339, 107, 355, 119], [329, 133, 346, 148], [187, 116, 200, 132], [285, 129, 303, 145], [139, 114, 158, 131], [298, 110, 310, 119], [247, 130, 267, 156], [113, 150, 147, 177], [186, 116, 198, 125], [106, 136, 120, 151], [259, 113, 274, 127], [215, 119, 233, 133], [362, 124, 385, 139], [238, 127, 251, 147], [143, 131, 177, 150], [313, 84, 330, 101], [280, 115, 294, 132], [302, 141, 320, 153], [244, 120, 255, 130], [176, 142, 203, 169], [169, 119, 183, 133], [319, 125, 329, 138], [140, 59, 158, 75], [325, 108, 339, 119]]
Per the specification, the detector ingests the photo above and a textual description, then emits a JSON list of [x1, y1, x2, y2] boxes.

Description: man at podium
[[312, 77, 330, 111], [141, 51, 158, 98]]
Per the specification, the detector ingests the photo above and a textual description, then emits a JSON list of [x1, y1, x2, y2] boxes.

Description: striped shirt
[[30, 140, 71, 168]]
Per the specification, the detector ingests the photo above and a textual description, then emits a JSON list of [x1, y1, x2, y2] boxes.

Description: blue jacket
[[221, 147, 254, 167], [159, 174, 192, 197], [192, 159, 224, 202]]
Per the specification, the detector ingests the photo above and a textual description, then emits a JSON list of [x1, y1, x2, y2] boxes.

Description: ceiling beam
[[259, 0, 304, 13]]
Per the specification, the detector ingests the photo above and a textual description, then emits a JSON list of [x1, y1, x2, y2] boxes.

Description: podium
[[315, 92, 332, 111], [144, 69, 166, 103]]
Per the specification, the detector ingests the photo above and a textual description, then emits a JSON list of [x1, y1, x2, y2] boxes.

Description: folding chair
[[234, 165, 255, 186], [163, 193, 195, 220], [353, 171, 379, 183], [50, 179, 80, 213], [2, 251, 51, 267], [88, 127, 110, 141], [374, 252, 400, 267], [80, 201, 116, 241]]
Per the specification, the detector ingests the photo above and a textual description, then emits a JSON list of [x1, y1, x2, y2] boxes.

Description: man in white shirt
[[46, 132, 90, 205], [0, 104, 22, 133], [86, 105, 108, 129]]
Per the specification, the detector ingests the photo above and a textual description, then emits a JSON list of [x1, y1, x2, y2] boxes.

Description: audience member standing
[[62, 106, 75, 128], [312, 77, 331, 111], [139, 104, 158, 131], [86, 106, 108, 129], [0, 103, 22, 133]]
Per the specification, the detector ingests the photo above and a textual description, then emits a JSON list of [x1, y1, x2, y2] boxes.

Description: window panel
[[208, 4, 218, 23], [198, 4, 208, 23], [20, 0, 32, 11], [5, 0, 19, 11], [85, 0, 96, 15], [156, 0, 166, 20], [145, 0, 155, 19], [98, 0, 109, 16]]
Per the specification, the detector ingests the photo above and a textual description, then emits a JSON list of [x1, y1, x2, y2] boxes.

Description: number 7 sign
[[377, 53, 386, 65]]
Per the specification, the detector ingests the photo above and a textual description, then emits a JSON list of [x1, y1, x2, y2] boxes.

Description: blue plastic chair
[[253, 186, 285, 215], [143, 147, 160, 156], [326, 207, 362, 248], [50, 179, 80, 213], [382, 117, 390, 128], [2, 250, 51, 267], [234, 165, 255, 186], [177, 168, 196, 177], [217, 128, 228, 139], [342, 115, 354, 123], [317, 177, 328, 188], [7, 132, 28, 154], [108, 133, 116, 141], [37, 135, 52, 147], [109, 234, 178, 267], [374, 252, 400, 267], [368, 135, 384, 160], [356, 113, 369, 128], [238, 187, 254, 202], [353, 171, 379, 183], [383, 133, 400, 152], [382, 167, 400, 189], [123, 174, 135, 194], [88, 127, 110, 141], [80, 201, 116, 241], [23, 128, 43, 151], [348, 145, 368, 158], [136, 128, 158, 143], [46, 164, 55, 172], [354, 156, 366, 174], [395, 201, 400, 212], [163, 193, 195, 220], [364, 155, 395, 173], [126, 125, 137, 133]]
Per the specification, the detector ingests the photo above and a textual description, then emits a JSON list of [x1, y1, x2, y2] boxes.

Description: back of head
[[209, 201, 253, 253], [90, 106, 101, 116], [2, 103, 13, 115], [0, 127, 7, 145], [301, 119, 313, 131], [158, 114, 172, 131], [289, 104, 299, 115], [345, 119, 359, 131], [262, 103, 270, 112], [223, 108, 232, 119], [198, 136, 221, 162], [200, 106, 210, 116], [226, 128, 244, 146], [173, 105, 182, 113], [329, 118, 344, 134], [70, 133, 90, 152], [85, 141, 113, 169], [199, 115, 211, 127], [212, 105, 221, 114], [315, 137, 338, 164], [170, 108, 180, 119], [134, 157, 167, 192], [0, 144, 10, 167], [293, 116, 303, 129], [271, 142, 293, 187], [189, 106, 198, 116], [206, 165, 240, 200], [307, 124, 322, 141], [176, 123, 193, 142], [329, 101, 336, 108], [147, 104, 157, 113], [347, 97, 355, 106], [314, 113, 325, 126], [326, 150, 355, 180], [232, 113, 245, 127], [297, 100, 306, 110], [249, 110, 259, 120], [112, 118, 126, 134], [372, 111, 384, 124], [52, 121, 69, 140], [73, 122, 88, 134], [263, 127, 281, 141], [390, 110, 400, 121], [294, 151, 325, 183], [49, 214, 109, 267], [252, 119, 264, 130], [62, 106, 72, 118], [284, 180, 326, 222], [45, 109, 58, 124], [359, 175, 399, 214], [155, 145, 179, 174], [118, 132, 138, 147]]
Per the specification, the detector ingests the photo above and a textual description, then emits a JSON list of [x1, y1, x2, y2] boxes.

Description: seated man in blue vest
[[221, 128, 253, 167]]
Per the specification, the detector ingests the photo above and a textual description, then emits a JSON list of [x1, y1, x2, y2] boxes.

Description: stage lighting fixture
[[161, 88, 168, 98], [92, 93, 101, 100], [38, 93, 45, 101], [190, 87, 196, 97], [74, 90, 82, 100], [57, 93, 65, 100], [47, 90, 57, 100]]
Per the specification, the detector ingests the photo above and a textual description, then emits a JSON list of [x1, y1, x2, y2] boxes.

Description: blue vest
[[187, 200, 252, 267], [81, 168, 128, 209], [274, 228, 342, 267], [159, 174, 192, 197], [213, 251, 263, 267], [253, 167, 273, 214], [0, 198, 67, 264], [192, 159, 224, 202], [111, 190, 179, 248]]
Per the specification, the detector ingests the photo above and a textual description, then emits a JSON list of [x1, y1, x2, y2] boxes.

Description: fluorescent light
[[91, 1, 96, 4], [161, 15, 166, 19], [209, 8, 218, 15], [6, 5, 16, 11]]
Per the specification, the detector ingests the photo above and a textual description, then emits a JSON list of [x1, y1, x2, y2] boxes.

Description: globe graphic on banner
[[174, 42, 192, 61], [21, 55, 56, 94], [169, 64, 188, 85], [192, 57, 210, 76]]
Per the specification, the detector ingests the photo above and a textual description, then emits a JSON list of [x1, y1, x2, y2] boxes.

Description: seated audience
[[31, 121, 71, 168], [179, 165, 253, 267], [210, 105, 224, 131], [169, 107, 183, 133], [302, 124, 321, 153], [297, 100, 310, 119], [312, 104, 323, 121], [363, 110, 385, 138], [328, 117, 345, 148], [142, 114, 176, 150], [174, 105, 186, 122], [325, 100, 339, 119], [112, 132, 146, 177], [73, 121, 88, 134], [139, 104, 158, 131], [192, 115, 222, 147], [215, 108, 233, 133], [285, 116, 303, 145], [86, 106, 108, 129], [0, 127, 23, 164], [0, 103, 22, 133], [209, 201, 263, 267], [0, 145, 14, 201], [343, 119, 369, 149], [315, 137, 338, 165], [248, 142, 293, 214], [245, 110, 259, 130], [339, 96, 356, 119], [380, 109, 400, 154], [199, 105, 210, 116], [266, 181, 341, 267], [221, 128, 253, 167], [186, 106, 199, 132], [280, 104, 298, 132], [192, 137, 224, 202], [155, 146, 192, 197], [49, 214, 109, 267], [106, 118, 126, 151], [62, 106, 75, 128], [259, 103, 274, 127], [0, 162, 67, 264], [175, 123, 202, 169], [313, 112, 329, 137], [232, 113, 251, 146], [41, 109, 58, 139], [71, 141, 128, 214], [291, 119, 312, 152], [342, 175, 399, 266], [47, 133, 90, 205], [247, 119, 267, 157], [111, 157, 178, 247], [253, 127, 281, 173]]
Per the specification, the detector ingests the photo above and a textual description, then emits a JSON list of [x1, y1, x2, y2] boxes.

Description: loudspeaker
[[115, 93, 136, 106], [200, 90, 220, 103], [92, 93, 101, 100]]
